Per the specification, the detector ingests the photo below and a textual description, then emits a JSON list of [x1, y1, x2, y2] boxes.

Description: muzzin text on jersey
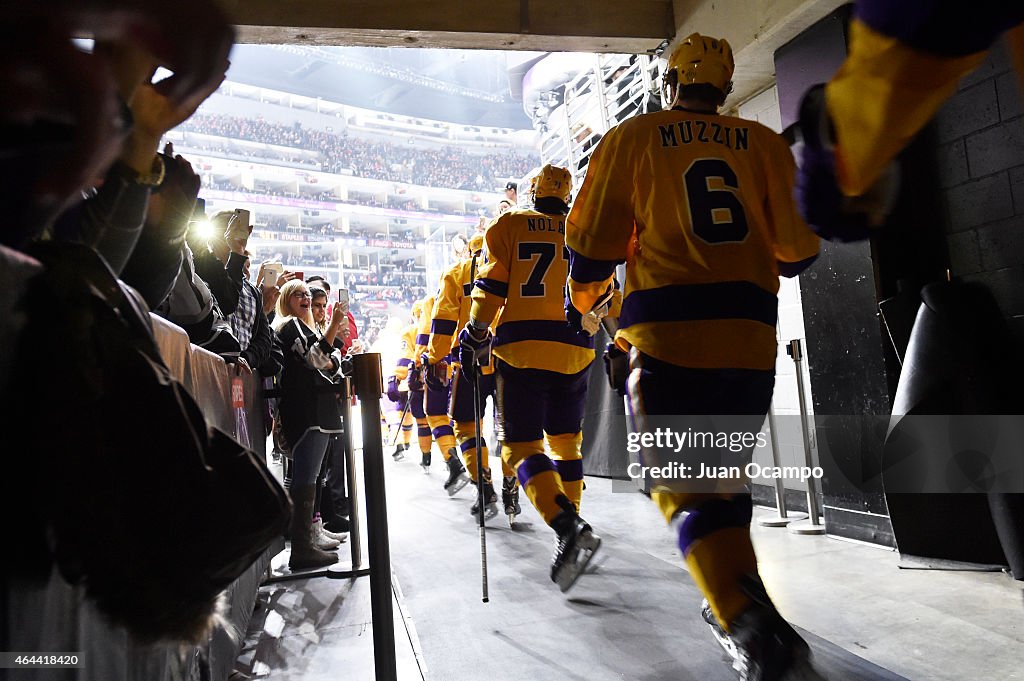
[[658, 121, 750, 151]]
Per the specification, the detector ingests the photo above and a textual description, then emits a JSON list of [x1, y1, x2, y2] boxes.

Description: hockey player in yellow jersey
[[426, 233, 520, 521], [459, 164, 601, 592], [566, 34, 822, 681], [383, 316, 416, 460], [418, 286, 471, 495], [392, 300, 433, 470]]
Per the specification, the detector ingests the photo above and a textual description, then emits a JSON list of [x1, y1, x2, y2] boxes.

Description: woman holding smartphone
[[272, 279, 349, 569]]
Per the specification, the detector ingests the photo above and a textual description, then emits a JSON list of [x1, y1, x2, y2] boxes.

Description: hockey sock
[[505, 441, 566, 525], [427, 413, 456, 454], [400, 412, 414, 445], [454, 420, 489, 483], [672, 494, 757, 632], [416, 418, 432, 456], [547, 432, 583, 511]]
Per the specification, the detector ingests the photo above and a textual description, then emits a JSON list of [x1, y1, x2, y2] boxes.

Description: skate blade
[[445, 473, 470, 496], [555, 532, 602, 593], [420, 465, 430, 474], [483, 503, 498, 520], [506, 513, 517, 526], [704, 616, 739, 664], [393, 453, 406, 461]]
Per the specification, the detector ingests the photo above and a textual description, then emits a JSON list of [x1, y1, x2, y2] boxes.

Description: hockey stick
[[470, 361, 490, 603], [390, 391, 412, 447]]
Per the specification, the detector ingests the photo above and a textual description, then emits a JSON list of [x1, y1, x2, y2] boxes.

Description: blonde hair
[[273, 279, 310, 331]]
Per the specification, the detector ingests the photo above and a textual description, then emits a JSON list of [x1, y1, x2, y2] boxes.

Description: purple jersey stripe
[[494, 319, 595, 350], [431, 318, 458, 335], [619, 281, 777, 330], [568, 247, 619, 283], [475, 277, 509, 298], [855, 0, 1024, 57]]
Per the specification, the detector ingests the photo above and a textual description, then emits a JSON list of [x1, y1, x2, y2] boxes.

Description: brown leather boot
[[288, 486, 339, 570]]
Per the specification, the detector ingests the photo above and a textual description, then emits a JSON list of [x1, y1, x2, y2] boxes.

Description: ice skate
[[502, 476, 521, 526], [392, 443, 407, 461], [706, 578, 823, 681], [443, 449, 470, 495], [469, 478, 499, 520], [420, 451, 431, 473], [702, 599, 740, 665], [549, 496, 601, 593]]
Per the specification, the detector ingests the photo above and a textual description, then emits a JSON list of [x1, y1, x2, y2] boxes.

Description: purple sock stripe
[[552, 458, 584, 482], [516, 453, 555, 488], [677, 495, 753, 556], [432, 425, 454, 440]]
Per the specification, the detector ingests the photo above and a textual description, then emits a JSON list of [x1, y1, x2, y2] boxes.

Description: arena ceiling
[[220, 0, 848, 115]]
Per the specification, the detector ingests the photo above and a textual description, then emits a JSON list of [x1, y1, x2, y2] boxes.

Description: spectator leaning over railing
[[272, 279, 349, 569]]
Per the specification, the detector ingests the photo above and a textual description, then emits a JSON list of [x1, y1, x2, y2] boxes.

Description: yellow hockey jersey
[[413, 293, 436, 364], [567, 108, 819, 371], [394, 323, 417, 382], [427, 254, 480, 364], [471, 208, 595, 375]]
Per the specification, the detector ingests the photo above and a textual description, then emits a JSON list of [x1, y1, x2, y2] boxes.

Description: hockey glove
[[565, 283, 617, 336], [407, 366, 424, 392], [421, 354, 449, 391], [797, 84, 899, 242], [386, 374, 401, 402], [458, 324, 492, 373], [603, 343, 628, 396]]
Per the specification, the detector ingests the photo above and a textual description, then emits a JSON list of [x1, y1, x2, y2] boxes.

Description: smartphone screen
[[337, 289, 350, 306]]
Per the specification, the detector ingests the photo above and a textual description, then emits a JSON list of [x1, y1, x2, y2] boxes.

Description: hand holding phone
[[261, 261, 283, 286], [330, 302, 347, 327], [226, 209, 251, 254]]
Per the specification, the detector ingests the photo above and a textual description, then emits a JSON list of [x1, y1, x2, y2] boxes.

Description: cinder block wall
[[933, 41, 1024, 340]]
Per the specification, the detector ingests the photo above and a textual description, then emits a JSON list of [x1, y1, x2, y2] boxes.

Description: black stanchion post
[[352, 353, 397, 681], [337, 376, 362, 570]]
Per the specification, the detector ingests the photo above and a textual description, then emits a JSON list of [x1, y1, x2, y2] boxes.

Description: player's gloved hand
[[407, 366, 424, 392], [458, 324, 492, 372], [565, 284, 617, 336], [421, 354, 448, 391], [797, 84, 898, 242], [565, 291, 586, 334], [386, 375, 401, 402], [603, 343, 628, 395]]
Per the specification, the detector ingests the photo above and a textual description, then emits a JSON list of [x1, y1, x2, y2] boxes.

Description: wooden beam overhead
[[222, 0, 674, 53]]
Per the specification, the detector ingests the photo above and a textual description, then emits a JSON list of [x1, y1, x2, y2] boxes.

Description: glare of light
[[191, 220, 215, 240]]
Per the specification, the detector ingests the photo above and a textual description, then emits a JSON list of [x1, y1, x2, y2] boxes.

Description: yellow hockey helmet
[[468, 233, 484, 253], [411, 299, 424, 320], [532, 163, 573, 204], [665, 33, 734, 97]]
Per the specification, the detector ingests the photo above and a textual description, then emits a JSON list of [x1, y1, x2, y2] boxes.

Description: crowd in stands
[[179, 113, 538, 192], [202, 175, 481, 217]]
